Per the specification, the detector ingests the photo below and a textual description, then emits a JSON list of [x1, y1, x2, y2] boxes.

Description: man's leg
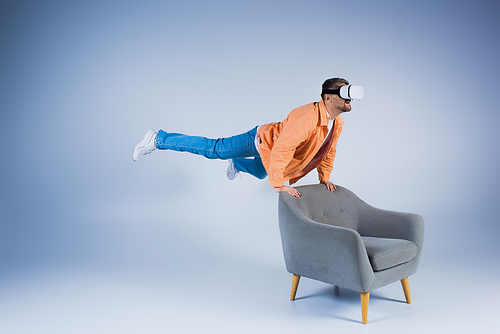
[[233, 157, 267, 180], [155, 126, 259, 160]]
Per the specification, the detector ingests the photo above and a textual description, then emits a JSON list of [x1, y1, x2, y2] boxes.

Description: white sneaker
[[133, 129, 157, 161], [226, 159, 240, 180]]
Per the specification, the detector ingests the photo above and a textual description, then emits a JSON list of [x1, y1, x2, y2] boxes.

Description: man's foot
[[226, 159, 240, 180], [133, 129, 157, 161]]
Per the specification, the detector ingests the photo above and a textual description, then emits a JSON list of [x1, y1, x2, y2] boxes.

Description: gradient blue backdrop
[[1, 0, 499, 332]]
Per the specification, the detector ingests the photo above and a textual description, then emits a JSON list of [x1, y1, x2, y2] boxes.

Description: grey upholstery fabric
[[361, 237, 417, 271], [278, 184, 424, 293]]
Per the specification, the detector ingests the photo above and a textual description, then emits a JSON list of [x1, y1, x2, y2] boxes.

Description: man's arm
[[267, 114, 313, 188]]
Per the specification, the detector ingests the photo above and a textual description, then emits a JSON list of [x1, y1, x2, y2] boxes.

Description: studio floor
[[0, 256, 497, 334]]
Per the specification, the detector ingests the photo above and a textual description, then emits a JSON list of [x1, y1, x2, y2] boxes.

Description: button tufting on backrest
[[286, 184, 362, 230]]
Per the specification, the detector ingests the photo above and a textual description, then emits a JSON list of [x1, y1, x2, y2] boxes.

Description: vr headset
[[322, 85, 364, 101]]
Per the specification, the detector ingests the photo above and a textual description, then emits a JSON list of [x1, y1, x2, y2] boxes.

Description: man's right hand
[[274, 186, 301, 198]]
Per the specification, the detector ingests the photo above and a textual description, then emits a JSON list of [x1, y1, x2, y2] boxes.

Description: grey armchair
[[278, 184, 424, 324]]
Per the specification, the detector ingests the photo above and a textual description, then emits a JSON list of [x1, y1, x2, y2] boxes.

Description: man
[[133, 78, 357, 198]]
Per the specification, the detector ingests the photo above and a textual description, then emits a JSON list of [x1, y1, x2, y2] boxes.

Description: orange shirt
[[257, 100, 344, 187]]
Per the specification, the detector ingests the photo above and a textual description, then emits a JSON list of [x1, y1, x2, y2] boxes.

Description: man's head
[[321, 77, 351, 116]]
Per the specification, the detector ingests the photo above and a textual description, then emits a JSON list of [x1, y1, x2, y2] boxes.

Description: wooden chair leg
[[401, 277, 411, 304], [360, 292, 370, 324], [290, 274, 301, 301]]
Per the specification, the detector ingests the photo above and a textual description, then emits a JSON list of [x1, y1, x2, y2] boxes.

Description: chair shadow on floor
[[294, 285, 407, 323]]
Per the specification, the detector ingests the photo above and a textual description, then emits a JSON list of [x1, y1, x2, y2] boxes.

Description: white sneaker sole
[[226, 159, 240, 180], [133, 129, 156, 161]]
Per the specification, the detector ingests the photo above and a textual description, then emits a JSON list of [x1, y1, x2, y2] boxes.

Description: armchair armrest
[[357, 206, 425, 249], [279, 200, 375, 292]]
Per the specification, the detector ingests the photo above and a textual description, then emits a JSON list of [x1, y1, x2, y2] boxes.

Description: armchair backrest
[[279, 184, 367, 230]]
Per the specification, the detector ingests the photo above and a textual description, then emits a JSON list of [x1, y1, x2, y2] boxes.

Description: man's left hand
[[320, 181, 337, 192]]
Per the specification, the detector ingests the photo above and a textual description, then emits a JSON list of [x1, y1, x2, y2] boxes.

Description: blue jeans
[[156, 126, 267, 179]]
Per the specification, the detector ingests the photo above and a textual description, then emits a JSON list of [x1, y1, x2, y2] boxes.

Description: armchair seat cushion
[[361, 237, 418, 271]]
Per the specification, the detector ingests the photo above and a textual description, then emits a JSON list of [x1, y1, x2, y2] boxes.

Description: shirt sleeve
[[268, 114, 314, 187]]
